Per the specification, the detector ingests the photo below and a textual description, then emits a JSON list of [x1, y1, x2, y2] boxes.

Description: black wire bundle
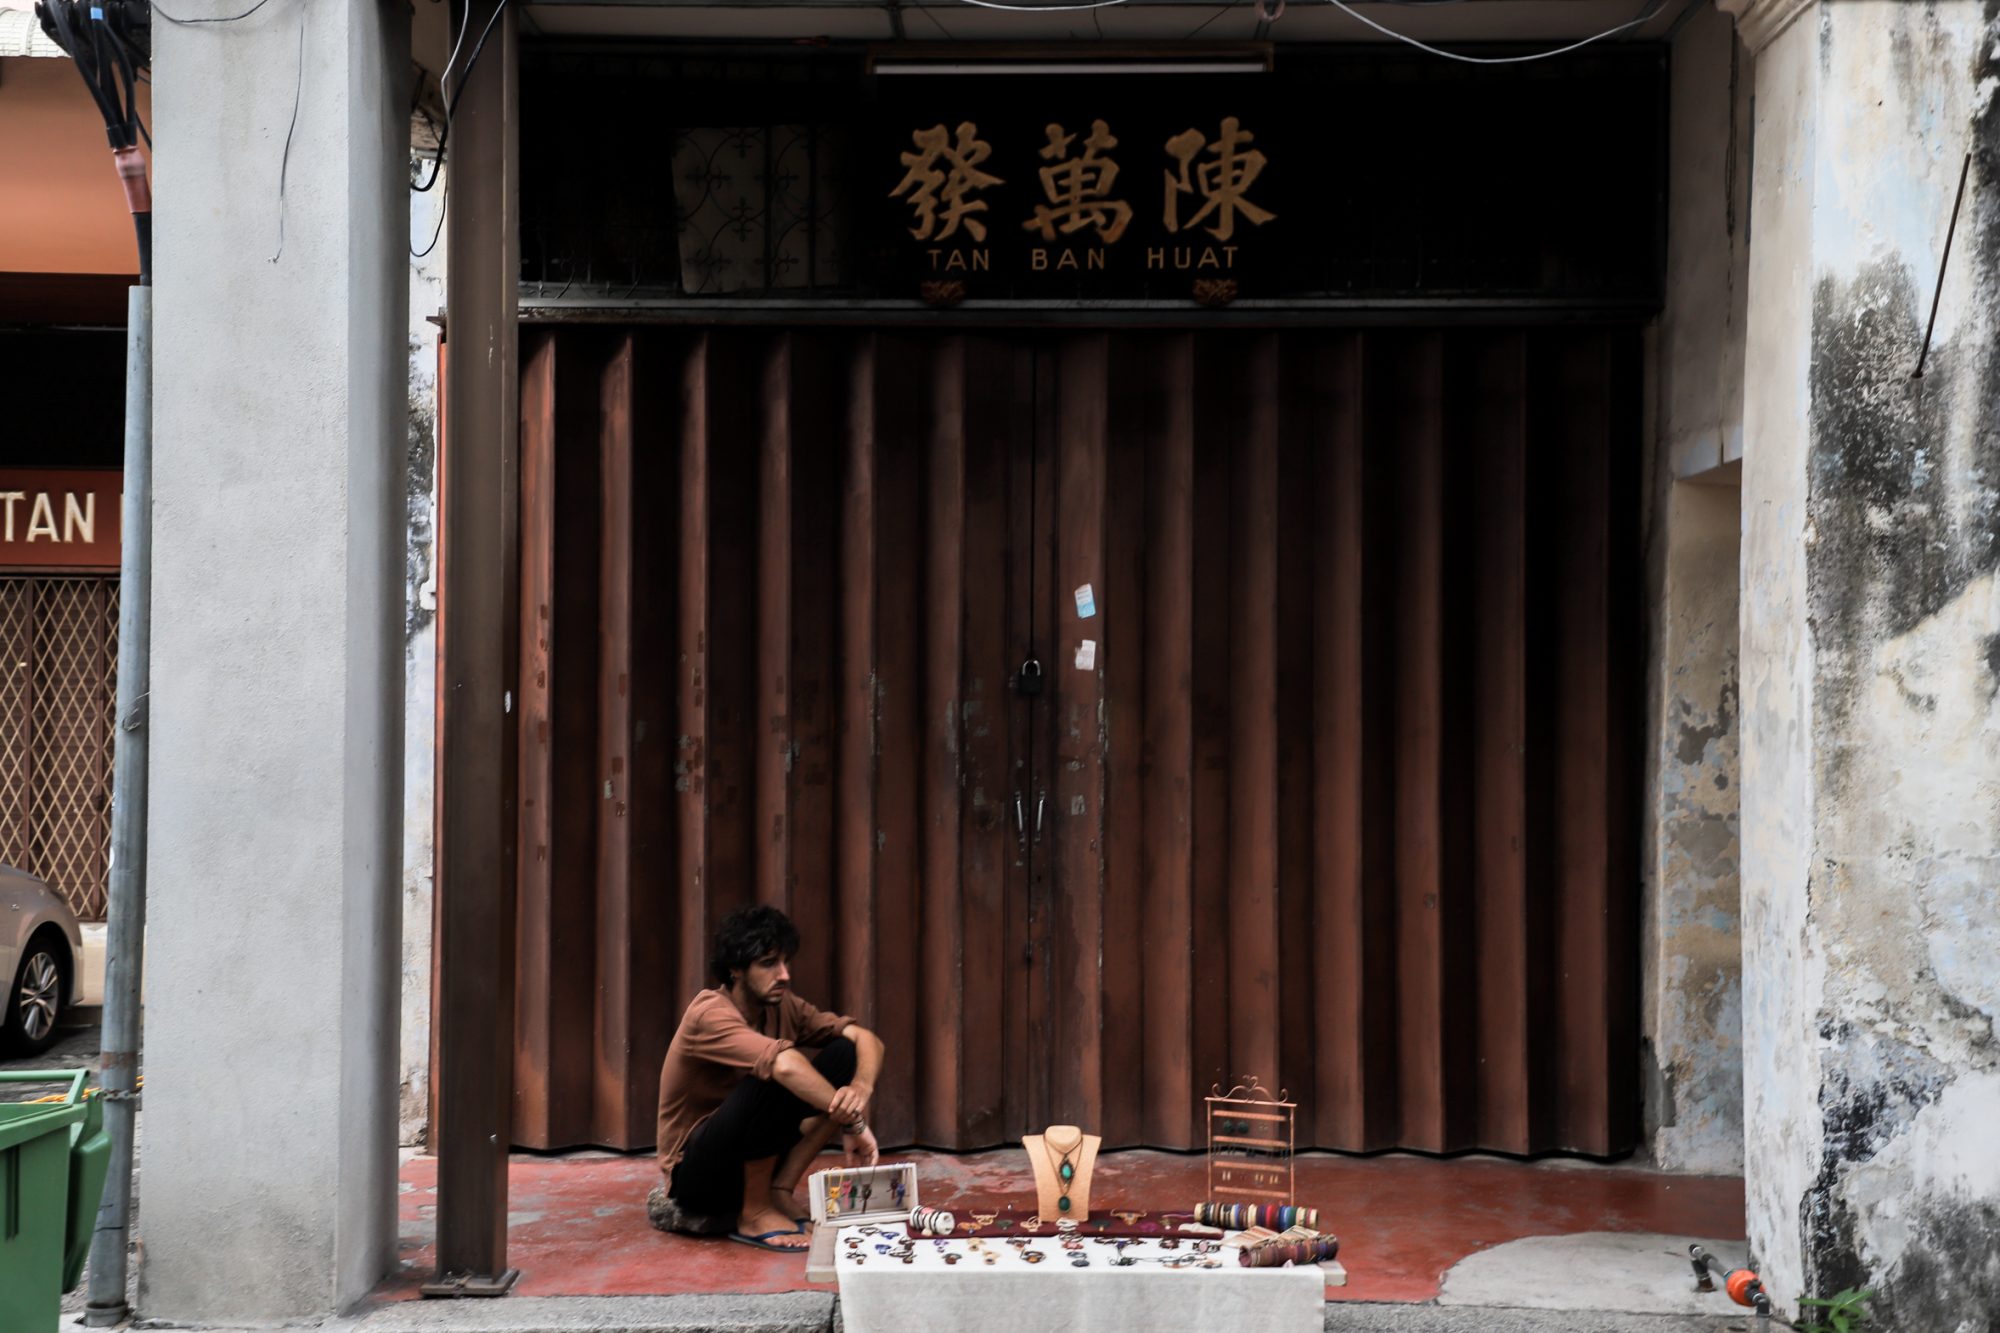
[[34, 0, 153, 279], [414, 0, 512, 194]]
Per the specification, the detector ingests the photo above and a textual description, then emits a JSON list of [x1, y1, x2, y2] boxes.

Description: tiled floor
[[382, 1149, 1744, 1306]]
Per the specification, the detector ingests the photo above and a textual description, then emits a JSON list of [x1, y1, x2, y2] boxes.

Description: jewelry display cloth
[[926, 1205, 1207, 1239], [835, 1224, 1324, 1333]]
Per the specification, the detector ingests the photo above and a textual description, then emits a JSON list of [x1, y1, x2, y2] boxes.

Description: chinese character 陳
[[890, 122, 1005, 242], [1023, 120, 1132, 244], [1164, 117, 1274, 242]]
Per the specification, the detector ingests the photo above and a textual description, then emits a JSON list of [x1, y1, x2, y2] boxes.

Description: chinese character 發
[[1022, 120, 1133, 244], [890, 122, 1005, 242], [1164, 117, 1274, 242]]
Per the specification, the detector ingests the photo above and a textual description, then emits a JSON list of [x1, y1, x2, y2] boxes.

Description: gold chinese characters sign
[[878, 96, 1281, 300]]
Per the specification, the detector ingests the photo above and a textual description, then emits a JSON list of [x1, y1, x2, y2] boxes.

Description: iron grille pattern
[[522, 54, 860, 301], [0, 577, 117, 920]]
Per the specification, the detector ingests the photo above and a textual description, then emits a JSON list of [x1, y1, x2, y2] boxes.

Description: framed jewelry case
[[808, 1160, 921, 1226]]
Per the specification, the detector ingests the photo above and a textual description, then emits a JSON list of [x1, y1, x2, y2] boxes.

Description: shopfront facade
[[503, 47, 1661, 1158], [133, 1, 2000, 1327]]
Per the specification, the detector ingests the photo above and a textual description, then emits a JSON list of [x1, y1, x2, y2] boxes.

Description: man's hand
[[827, 1081, 873, 1127], [843, 1124, 880, 1167]]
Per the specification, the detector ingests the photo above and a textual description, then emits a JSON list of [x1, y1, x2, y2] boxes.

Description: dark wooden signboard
[[870, 78, 1283, 302], [0, 468, 121, 572], [521, 49, 1667, 307]]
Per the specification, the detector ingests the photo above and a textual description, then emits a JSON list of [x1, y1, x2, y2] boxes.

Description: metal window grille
[[524, 122, 850, 300], [0, 577, 118, 921]]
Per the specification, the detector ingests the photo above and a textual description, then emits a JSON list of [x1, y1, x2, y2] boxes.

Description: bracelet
[[844, 1116, 868, 1134]]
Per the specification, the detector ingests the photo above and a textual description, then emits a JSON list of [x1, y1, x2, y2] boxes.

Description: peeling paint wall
[[1740, 1, 2000, 1323], [1641, 1, 1748, 1175], [399, 183, 444, 1148], [1643, 478, 1744, 1173]]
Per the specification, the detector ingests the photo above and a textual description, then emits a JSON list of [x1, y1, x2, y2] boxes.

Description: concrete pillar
[[1724, 0, 2000, 1323], [1642, 0, 1748, 1175], [146, 0, 409, 1320]]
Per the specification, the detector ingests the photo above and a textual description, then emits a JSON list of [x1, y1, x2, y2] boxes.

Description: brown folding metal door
[[512, 326, 1640, 1158]]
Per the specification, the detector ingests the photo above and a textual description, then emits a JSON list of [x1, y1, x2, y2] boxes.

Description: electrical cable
[[408, 0, 512, 253], [413, 178, 449, 259], [436, 0, 474, 117], [412, 0, 509, 195], [269, 7, 305, 262], [34, 0, 152, 278], [955, 0, 1130, 12], [913, 2, 955, 37], [953, 0, 1652, 60], [1181, 3, 1238, 39], [1321, 0, 1667, 63], [150, 0, 276, 25]]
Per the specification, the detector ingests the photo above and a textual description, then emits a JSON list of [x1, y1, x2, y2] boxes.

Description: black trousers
[[669, 1037, 857, 1220]]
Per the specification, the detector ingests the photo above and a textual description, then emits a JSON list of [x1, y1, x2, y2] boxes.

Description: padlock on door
[[1016, 655, 1044, 697]]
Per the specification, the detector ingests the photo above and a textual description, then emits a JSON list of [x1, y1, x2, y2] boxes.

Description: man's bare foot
[[769, 1186, 808, 1225], [737, 1204, 809, 1251]]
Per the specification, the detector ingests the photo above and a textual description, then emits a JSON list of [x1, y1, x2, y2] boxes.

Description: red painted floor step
[[381, 1148, 1744, 1306]]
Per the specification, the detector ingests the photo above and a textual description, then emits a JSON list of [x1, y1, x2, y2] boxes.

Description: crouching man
[[649, 904, 885, 1252]]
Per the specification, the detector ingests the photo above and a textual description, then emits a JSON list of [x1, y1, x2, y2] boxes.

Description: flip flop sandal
[[730, 1229, 810, 1253]]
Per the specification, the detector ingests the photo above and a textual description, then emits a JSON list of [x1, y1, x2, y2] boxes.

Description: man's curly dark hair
[[709, 904, 802, 986]]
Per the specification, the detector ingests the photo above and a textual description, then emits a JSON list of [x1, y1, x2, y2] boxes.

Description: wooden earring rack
[[1205, 1076, 1297, 1205]]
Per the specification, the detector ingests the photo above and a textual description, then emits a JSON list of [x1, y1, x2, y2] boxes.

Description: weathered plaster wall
[[400, 183, 444, 1148], [397, 0, 452, 1152], [1738, 1, 2000, 1322], [1642, 1, 1749, 1175], [1643, 475, 1743, 1173], [1737, 0, 1820, 1310]]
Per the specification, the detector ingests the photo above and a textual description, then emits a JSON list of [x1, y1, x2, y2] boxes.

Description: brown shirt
[[655, 987, 853, 1184]]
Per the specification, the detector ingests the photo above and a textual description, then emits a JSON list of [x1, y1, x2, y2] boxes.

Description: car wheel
[[3, 934, 66, 1056]]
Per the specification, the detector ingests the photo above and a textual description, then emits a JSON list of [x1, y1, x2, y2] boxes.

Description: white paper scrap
[[1075, 583, 1097, 618], [1075, 639, 1097, 671]]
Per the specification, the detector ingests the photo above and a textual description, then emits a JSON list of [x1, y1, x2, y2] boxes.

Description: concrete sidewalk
[[140, 1294, 1759, 1333]]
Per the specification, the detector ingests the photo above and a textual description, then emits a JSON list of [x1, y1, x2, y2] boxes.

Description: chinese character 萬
[[1164, 117, 1274, 242], [1022, 120, 1132, 244], [890, 122, 1005, 242]]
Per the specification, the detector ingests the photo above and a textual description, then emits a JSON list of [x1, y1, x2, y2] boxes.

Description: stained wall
[[1736, 1, 2000, 1323], [1640, 0, 1749, 1175]]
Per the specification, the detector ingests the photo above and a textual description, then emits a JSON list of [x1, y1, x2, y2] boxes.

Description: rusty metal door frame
[[430, 0, 522, 1298]]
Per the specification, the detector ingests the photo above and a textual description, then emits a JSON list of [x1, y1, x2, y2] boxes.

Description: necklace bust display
[[1022, 1124, 1102, 1222]]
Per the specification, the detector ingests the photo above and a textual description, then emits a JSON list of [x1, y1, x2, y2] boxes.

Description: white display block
[[834, 1224, 1325, 1333]]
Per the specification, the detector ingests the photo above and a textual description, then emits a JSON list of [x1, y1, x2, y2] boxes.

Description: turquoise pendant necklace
[[1041, 1131, 1082, 1213]]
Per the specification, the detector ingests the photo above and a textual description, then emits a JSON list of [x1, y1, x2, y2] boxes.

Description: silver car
[[1, 865, 84, 1055]]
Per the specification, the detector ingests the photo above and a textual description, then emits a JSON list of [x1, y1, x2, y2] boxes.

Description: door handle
[[1013, 792, 1028, 855], [1034, 793, 1046, 843]]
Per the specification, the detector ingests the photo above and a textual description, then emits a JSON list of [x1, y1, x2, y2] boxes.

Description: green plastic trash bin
[[0, 1070, 112, 1333]]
